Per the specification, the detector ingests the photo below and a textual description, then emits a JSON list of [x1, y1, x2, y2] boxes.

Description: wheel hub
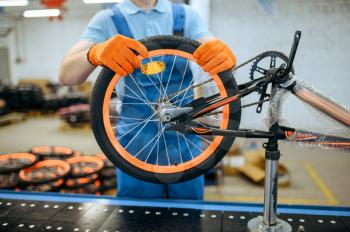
[[154, 101, 192, 123]]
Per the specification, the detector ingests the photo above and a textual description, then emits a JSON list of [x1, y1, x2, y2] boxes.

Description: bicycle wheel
[[19, 160, 70, 184], [30, 146, 74, 160], [24, 178, 64, 192], [0, 153, 38, 173], [66, 156, 104, 178], [65, 174, 98, 189], [91, 36, 241, 183]]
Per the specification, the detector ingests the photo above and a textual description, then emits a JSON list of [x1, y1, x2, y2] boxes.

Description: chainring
[[249, 51, 294, 78]]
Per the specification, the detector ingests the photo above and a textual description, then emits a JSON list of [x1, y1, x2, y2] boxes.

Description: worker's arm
[[59, 41, 95, 86]]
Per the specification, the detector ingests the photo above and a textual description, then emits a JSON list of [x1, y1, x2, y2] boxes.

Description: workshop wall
[[3, 1, 101, 83], [210, 0, 350, 131]]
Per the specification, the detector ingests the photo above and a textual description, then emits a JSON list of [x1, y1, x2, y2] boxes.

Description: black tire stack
[[0, 84, 44, 112], [96, 153, 117, 194], [0, 82, 89, 113], [61, 156, 104, 195], [0, 153, 39, 190], [0, 148, 116, 195]]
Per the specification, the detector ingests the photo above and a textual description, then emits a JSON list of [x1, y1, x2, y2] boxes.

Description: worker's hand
[[87, 35, 148, 76], [193, 39, 236, 75]]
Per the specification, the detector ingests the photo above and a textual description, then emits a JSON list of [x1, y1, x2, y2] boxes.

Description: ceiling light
[[23, 9, 61, 18], [83, 0, 122, 4], [0, 0, 28, 7]]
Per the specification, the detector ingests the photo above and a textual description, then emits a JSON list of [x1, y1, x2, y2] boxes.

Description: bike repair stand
[[247, 124, 292, 232], [247, 31, 301, 231]]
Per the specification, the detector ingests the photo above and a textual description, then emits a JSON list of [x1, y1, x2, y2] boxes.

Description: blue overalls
[[112, 4, 204, 200]]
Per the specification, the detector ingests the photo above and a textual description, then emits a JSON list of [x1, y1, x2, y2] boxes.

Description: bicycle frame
[[168, 32, 350, 151]]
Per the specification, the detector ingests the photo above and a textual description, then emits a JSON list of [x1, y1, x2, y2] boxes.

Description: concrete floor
[[0, 116, 349, 207]]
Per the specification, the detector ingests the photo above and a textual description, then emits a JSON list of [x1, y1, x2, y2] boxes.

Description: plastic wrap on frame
[[265, 86, 288, 128], [284, 127, 350, 151], [281, 77, 350, 151], [292, 78, 350, 128]]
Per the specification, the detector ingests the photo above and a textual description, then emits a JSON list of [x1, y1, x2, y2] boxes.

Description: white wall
[[1, 1, 101, 83], [210, 0, 350, 131], [190, 0, 210, 26]]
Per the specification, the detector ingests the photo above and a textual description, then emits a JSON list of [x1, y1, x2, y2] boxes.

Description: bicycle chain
[[233, 51, 275, 71], [164, 51, 274, 102]]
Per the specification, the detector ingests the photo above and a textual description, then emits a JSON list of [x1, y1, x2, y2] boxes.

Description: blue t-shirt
[[80, 0, 212, 42]]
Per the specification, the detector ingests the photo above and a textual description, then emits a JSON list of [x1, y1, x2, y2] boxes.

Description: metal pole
[[247, 139, 292, 232], [263, 153, 279, 226]]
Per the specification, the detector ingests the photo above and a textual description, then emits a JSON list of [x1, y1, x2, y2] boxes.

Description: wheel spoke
[[149, 56, 169, 102], [161, 126, 171, 166], [175, 59, 189, 103], [118, 82, 154, 110], [109, 115, 155, 121], [144, 126, 166, 163], [171, 93, 194, 106], [171, 75, 211, 104], [196, 134, 212, 144], [110, 101, 157, 105], [117, 113, 156, 141], [112, 120, 158, 129], [112, 91, 146, 103], [139, 66, 164, 100], [176, 132, 183, 164], [156, 122, 161, 165], [135, 125, 166, 158], [170, 69, 200, 103], [128, 73, 154, 105], [163, 56, 177, 103], [181, 134, 203, 153], [124, 112, 157, 149], [145, 120, 162, 163], [181, 133, 194, 159]]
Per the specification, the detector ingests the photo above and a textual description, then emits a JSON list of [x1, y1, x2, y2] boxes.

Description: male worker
[[59, 0, 236, 200]]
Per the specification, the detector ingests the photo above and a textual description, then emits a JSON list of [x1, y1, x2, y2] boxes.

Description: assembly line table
[[0, 191, 349, 231]]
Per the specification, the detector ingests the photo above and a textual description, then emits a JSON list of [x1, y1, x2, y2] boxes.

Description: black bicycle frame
[[169, 31, 350, 151]]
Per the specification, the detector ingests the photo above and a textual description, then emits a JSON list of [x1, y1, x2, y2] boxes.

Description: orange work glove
[[193, 39, 236, 74], [88, 34, 148, 76]]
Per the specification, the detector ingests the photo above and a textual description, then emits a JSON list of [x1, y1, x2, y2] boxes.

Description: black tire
[[91, 36, 241, 184]]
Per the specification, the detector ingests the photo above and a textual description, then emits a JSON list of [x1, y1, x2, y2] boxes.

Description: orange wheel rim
[[0, 153, 37, 172], [65, 174, 98, 187], [102, 49, 230, 174], [19, 160, 70, 182], [66, 156, 104, 175], [31, 146, 73, 155], [0, 153, 36, 162]]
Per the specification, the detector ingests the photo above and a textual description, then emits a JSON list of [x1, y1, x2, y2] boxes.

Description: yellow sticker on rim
[[141, 61, 165, 75]]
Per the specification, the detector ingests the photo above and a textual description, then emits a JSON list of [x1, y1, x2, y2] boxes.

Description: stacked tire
[[96, 153, 117, 194], [0, 153, 38, 190], [0, 148, 116, 195], [61, 156, 104, 195]]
